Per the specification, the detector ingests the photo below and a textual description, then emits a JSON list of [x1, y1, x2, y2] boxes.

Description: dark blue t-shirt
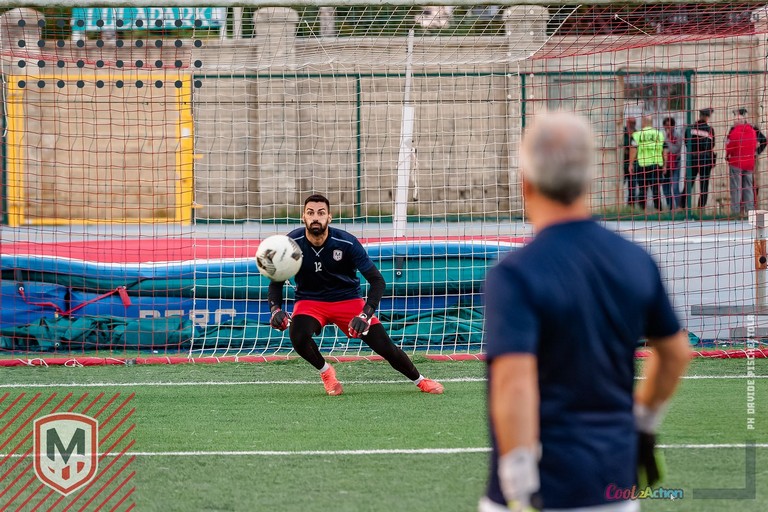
[[484, 219, 680, 509], [288, 227, 375, 302]]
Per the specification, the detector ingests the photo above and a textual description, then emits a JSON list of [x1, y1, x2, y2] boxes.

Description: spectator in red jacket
[[727, 108, 768, 208], [726, 108, 758, 217]]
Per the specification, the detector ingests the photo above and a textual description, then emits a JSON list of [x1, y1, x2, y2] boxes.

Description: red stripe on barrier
[[2, 349, 766, 367], [2, 237, 525, 263]]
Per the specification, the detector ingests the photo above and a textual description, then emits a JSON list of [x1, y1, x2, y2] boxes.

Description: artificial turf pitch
[[0, 357, 766, 511]]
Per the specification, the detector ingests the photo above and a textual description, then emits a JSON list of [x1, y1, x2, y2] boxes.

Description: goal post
[[1, 0, 768, 365]]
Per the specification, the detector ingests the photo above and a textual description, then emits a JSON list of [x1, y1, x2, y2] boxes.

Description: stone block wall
[[2, 6, 766, 223]]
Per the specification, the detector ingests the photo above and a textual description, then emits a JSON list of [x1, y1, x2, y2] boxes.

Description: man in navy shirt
[[268, 193, 444, 396], [480, 112, 690, 511], [685, 108, 716, 209]]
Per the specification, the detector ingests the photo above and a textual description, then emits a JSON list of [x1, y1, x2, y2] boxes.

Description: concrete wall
[[191, 8, 524, 220], [23, 84, 182, 221], [2, 7, 766, 223]]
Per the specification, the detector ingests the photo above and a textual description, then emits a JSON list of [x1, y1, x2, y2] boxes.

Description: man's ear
[[522, 176, 535, 201]]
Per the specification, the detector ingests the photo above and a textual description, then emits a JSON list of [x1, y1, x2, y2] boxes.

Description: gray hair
[[520, 111, 594, 205]]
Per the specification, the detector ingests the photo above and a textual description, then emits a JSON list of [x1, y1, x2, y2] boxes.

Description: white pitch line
[[124, 444, 768, 455], [0, 448, 489, 458], [676, 375, 768, 380], [0, 377, 485, 389], [127, 448, 490, 456], [659, 444, 768, 449], [0, 374, 766, 389], [2, 445, 767, 458]]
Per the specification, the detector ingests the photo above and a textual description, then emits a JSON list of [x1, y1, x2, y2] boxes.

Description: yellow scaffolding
[[4, 73, 194, 226]]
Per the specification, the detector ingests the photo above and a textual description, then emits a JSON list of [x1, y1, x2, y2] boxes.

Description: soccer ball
[[255, 235, 303, 282]]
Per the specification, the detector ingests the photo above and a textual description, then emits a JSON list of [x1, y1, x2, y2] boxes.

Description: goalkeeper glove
[[637, 431, 665, 488], [635, 403, 668, 488], [498, 446, 540, 512], [270, 307, 291, 331], [348, 304, 375, 338]]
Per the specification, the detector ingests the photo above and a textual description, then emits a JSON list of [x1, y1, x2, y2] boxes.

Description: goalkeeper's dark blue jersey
[[287, 227, 375, 303], [483, 219, 680, 509]]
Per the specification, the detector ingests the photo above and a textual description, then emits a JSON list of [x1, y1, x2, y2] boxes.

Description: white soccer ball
[[255, 235, 303, 282]]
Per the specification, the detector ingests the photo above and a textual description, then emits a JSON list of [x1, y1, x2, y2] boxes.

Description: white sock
[[320, 362, 331, 373], [413, 375, 425, 385]]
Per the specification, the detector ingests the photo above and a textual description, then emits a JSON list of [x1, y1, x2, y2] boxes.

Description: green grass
[[0, 358, 766, 511]]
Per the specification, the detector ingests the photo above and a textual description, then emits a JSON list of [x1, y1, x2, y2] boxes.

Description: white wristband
[[498, 446, 539, 508], [634, 402, 668, 434]]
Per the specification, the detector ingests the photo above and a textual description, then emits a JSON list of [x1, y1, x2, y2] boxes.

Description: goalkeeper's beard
[[307, 221, 328, 237]]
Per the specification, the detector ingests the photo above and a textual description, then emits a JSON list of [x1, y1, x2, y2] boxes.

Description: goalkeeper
[[268, 193, 444, 396], [479, 112, 690, 512]]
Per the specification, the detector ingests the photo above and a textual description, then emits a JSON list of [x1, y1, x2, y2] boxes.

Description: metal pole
[[750, 210, 768, 312], [393, 29, 415, 238], [233, 6, 243, 39], [355, 74, 362, 218]]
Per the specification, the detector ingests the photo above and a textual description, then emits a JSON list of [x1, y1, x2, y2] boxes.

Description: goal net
[[1, 1, 767, 364]]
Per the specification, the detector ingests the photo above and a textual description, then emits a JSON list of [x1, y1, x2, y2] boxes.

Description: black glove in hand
[[637, 431, 665, 487], [348, 304, 375, 338], [348, 314, 370, 339], [270, 308, 291, 331]]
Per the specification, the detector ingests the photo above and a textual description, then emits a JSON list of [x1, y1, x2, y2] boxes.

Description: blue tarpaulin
[[1, 241, 513, 351]]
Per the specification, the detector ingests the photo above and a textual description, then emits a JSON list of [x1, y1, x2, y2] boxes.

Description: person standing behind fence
[[728, 108, 767, 209], [685, 108, 716, 210], [752, 116, 768, 206], [726, 108, 758, 218], [629, 115, 666, 211], [623, 117, 638, 207], [662, 117, 682, 211]]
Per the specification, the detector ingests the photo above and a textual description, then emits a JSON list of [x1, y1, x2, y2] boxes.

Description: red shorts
[[293, 298, 380, 337]]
